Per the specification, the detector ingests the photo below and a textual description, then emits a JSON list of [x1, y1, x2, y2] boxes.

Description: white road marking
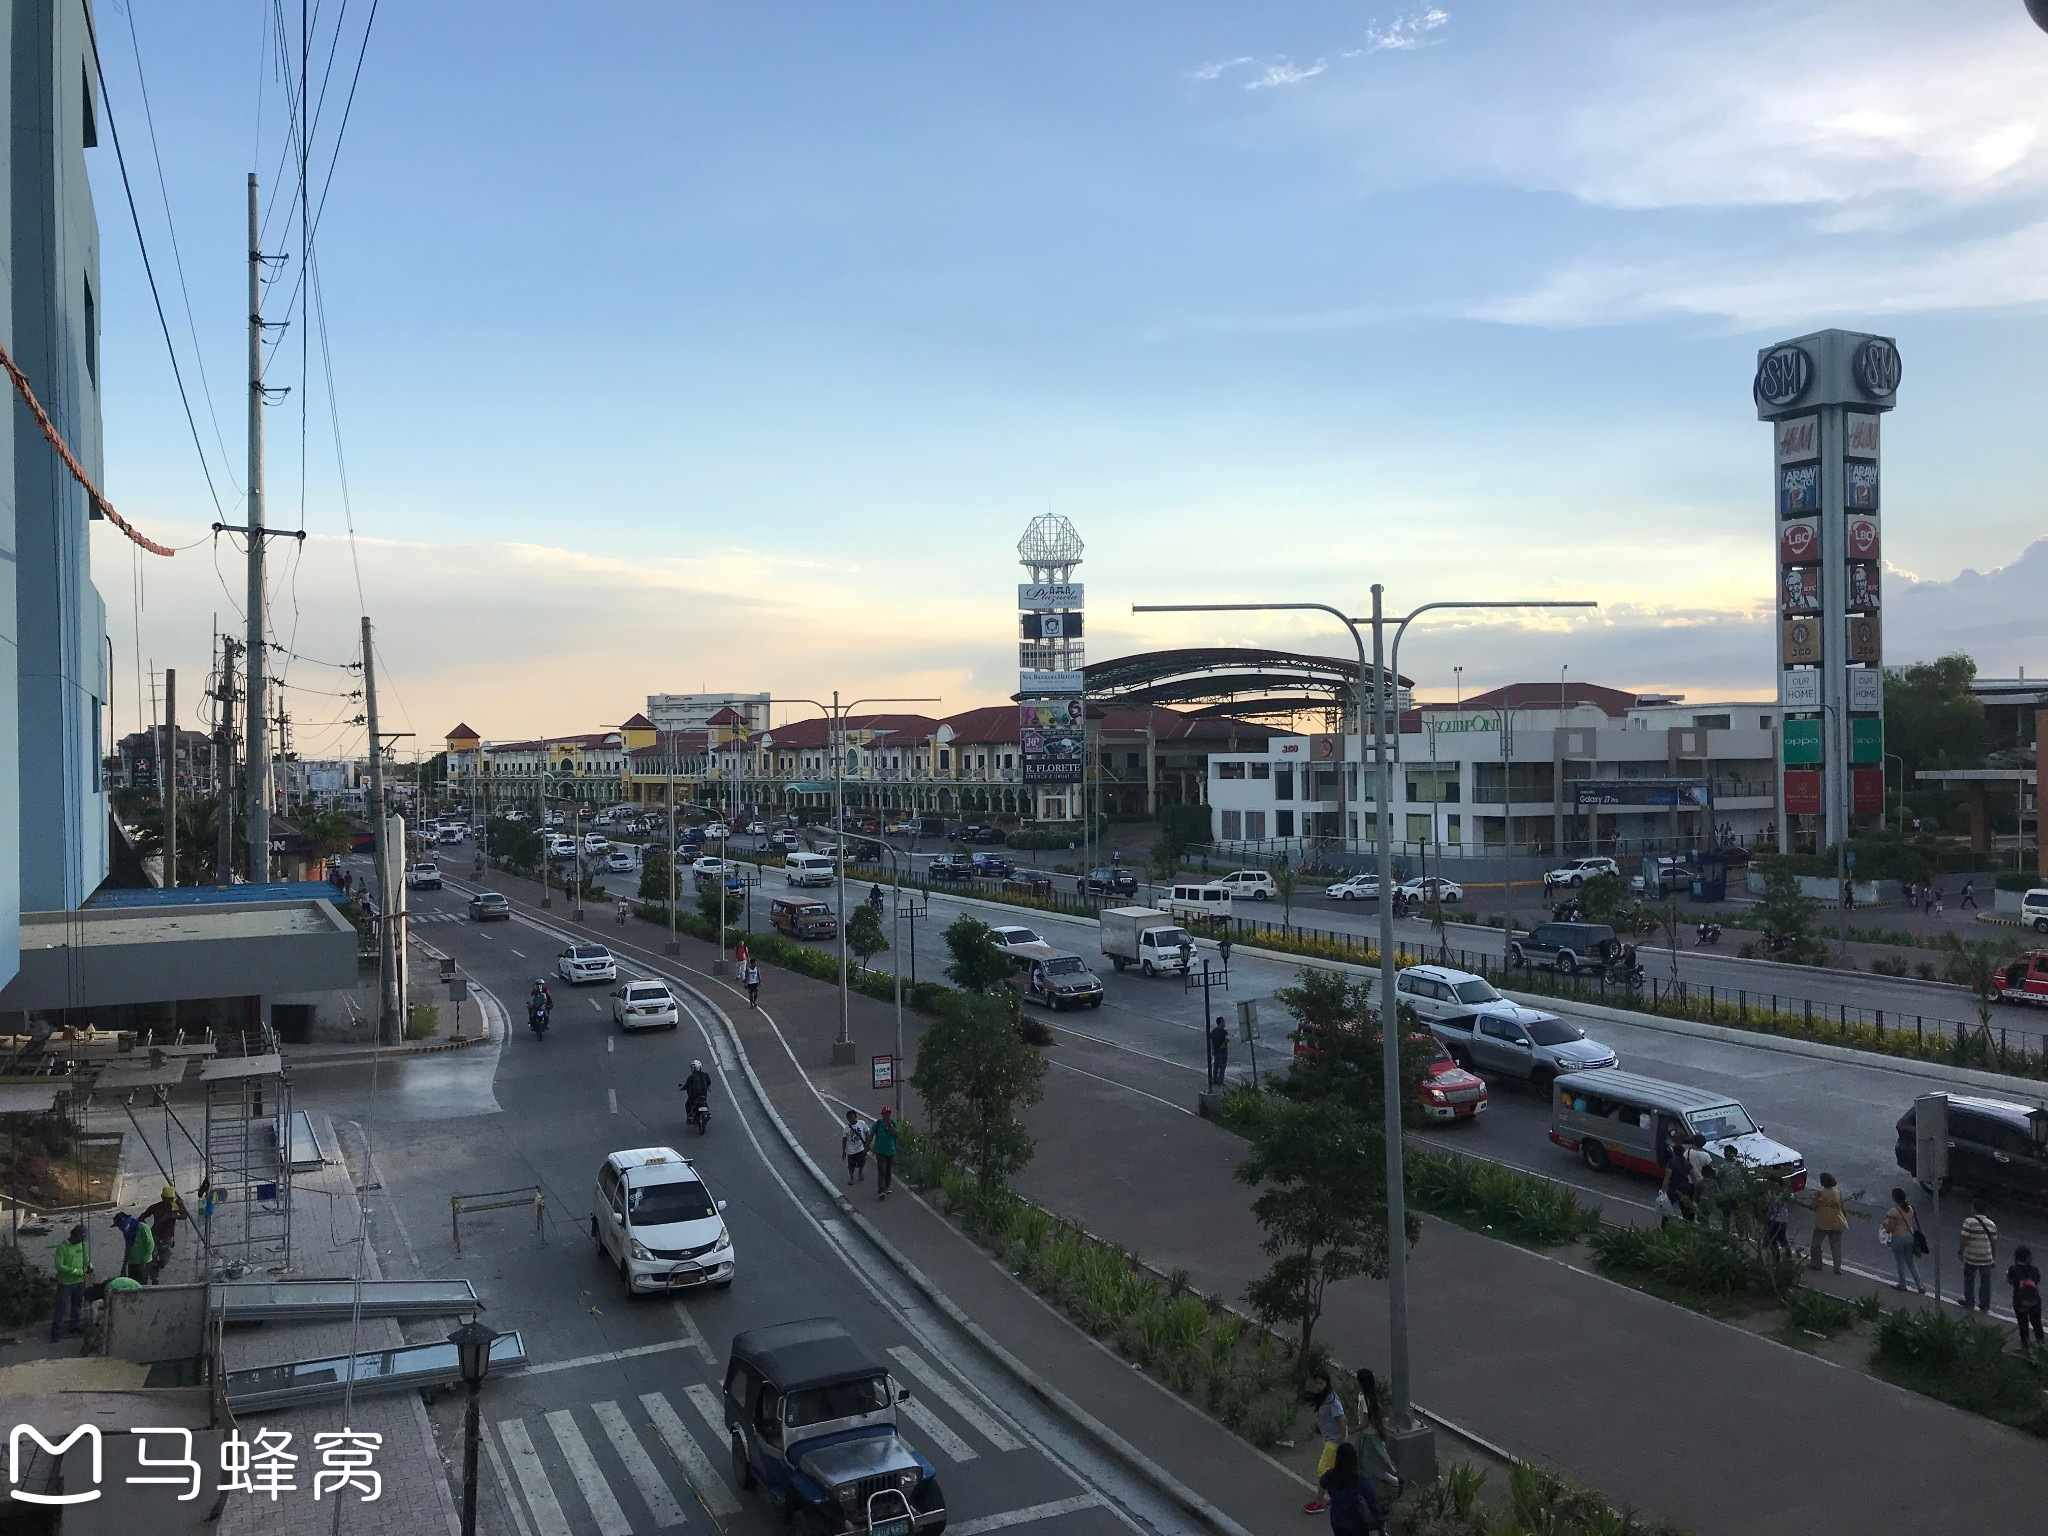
[[481, 1416, 537, 1536], [889, 1345, 1024, 1452], [1047, 1058, 1192, 1114], [496, 1419, 573, 1536], [510, 948, 526, 958], [607, 1036, 615, 1054], [590, 1400, 688, 1528], [526, 1337, 698, 1377], [667, 1298, 713, 1361], [641, 1391, 741, 1516], [896, 1393, 977, 1463], [682, 1382, 725, 1440], [546, 1409, 634, 1536], [950, 1495, 1108, 1533], [592, 998, 603, 1012], [608, 1088, 618, 1114]]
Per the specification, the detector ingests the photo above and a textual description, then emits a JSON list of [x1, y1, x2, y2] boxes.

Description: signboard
[[871, 1054, 896, 1091], [1774, 415, 1818, 463], [1017, 582, 1084, 610], [1778, 462, 1823, 515], [1846, 560, 1880, 612], [1783, 768, 1823, 815], [1572, 779, 1710, 809], [1782, 669, 1821, 710], [1845, 515, 1880, 561], [1852, 766, 1886, 817], [1847, 614, 1882, 665], [1851, 715, 1884, 764], [1237, 998, 1260, 1042], [1782, 718, 1823, 765], [1018, 669, 1084, 694], [1914, 1094, 1949, 1184], [1843, 412, 1881, 459], [1019, 699, 1085, 783], [1844, 459, 1879, 511], [1753, 344, 1813, 410], [1424, 714, 1500, 734], [1310, 734, 1342, 761], [1781, 565, 1819, 613], [1020, 612, 1083, 640], [1782, 617, 1822, 665], [1779, 518, 1819, 564], [1848, 667, 1883, 713]]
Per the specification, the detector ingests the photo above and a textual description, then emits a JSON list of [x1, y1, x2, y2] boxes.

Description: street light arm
[[1364, 601, 1599, 763]]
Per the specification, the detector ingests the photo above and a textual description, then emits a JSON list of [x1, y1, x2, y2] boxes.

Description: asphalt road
[[301, 862, 1183, 1536]]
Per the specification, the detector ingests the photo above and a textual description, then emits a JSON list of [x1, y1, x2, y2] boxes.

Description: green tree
[[487, 816, 541, 870], [1147, 836, 1181, 891], [1160, 802, 1209, 854], [1274, 861, 1298, 935], [1885, 654, 1990, 783], [124, 795, 241, 885], [1575, 872, 1632, 929], [1237, 1097, 1409, 1371], [1939, 933, 2006, 1033], [296, 808, 355, 867], [942, 915, 1013, 996], [1753, 862, 1825, 965], [911, 990, 1046, 1196], [848, 904, 889, 972], [638, 847, 673, 903], [1271, 968, 1432, 1126]]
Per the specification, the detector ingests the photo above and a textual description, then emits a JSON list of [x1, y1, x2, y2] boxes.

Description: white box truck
[[1099, 907, 1196, 977]]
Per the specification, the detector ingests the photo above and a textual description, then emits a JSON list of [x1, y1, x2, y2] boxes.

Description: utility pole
[[244, 172, 272, 883], [362, 616, 397, 1045], [163, 669, 178, 888], [216, 635, 239, 884]]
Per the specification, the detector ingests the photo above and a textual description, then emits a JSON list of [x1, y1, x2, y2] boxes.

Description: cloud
[[1352, 7, 1450, 56], [1189, 55, 1328, 92], [1885, 538, 2048, 673], [1190, 9, 1443, 93]]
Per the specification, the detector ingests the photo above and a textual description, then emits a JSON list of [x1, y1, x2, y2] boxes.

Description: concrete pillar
[[1968, 783, 1991, 858], [2038, 709, 2047, 878], [1145, 718, 1159, 816]]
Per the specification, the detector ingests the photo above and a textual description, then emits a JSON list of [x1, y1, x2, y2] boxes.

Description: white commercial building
[[646, 693, 770, 734]]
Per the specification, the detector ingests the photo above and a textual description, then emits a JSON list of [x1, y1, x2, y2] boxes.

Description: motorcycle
[[687, 1097, 712, 1136], [1695, 921, 1723, 946], [1550, 899, 1582, 923], [1599, 942, 1645, 986], [528, 1002, 550, 1039]]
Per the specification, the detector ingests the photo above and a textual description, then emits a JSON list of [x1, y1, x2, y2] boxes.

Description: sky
[[86, 1, 2048, 760]]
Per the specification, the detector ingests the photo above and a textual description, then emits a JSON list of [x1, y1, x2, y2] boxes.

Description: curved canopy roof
[[1083, 647, 1408, 719]]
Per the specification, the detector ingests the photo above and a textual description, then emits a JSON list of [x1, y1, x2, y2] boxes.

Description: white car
[[988, 924, 1045, 955], [611, 980, 680, 1031], [546, 835, 577, 859], [405, 861, 442, 890], [1398, 876, 1464, 904], [745, 820, 767, 836], [582, 833, 610, 853], [703, 822, 730, 840], [1545, 856, 1620, 888], [1217, 870, 1278, 901], [591, 1148, 734, 1293], [693, 856, 737, 877], [606, 851, 635, 873], [1325, 874, 1381, 901], [558, 943, 618, 985], [885, 819, 915, 835]]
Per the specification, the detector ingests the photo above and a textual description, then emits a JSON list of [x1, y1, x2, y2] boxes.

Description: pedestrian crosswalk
[[490, 1346, 1030, 1534]]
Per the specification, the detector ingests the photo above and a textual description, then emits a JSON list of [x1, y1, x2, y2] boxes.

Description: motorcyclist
[[868, 883, 884, 911], [527, 979, 552, 1025], [681, 1061, 712, 1115]]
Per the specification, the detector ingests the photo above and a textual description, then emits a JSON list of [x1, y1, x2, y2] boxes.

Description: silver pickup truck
[[1388, 963, 1618, 1086]]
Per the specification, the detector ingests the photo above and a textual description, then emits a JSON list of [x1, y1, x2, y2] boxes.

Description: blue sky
[[89, 2, 2048, 752]]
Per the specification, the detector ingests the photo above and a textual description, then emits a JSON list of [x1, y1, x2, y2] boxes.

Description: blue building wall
[[4, 0, 109, 991]]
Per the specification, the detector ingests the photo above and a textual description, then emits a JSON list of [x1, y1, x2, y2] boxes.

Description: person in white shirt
[[843, 1110, 870, 1185]]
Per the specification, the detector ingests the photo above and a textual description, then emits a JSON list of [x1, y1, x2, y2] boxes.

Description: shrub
[[0, 1242, 55, 1328], [1783, 1284, 1864, 1337], [1588, 1220, 1797, 1308], [1873, 1305, 2048, 1432], [1405, 1148, 1599, 1248], [404, 1003, 439, 1041]]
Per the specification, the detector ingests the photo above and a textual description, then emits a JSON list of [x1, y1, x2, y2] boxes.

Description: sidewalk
[[636, 911, 2048, 1536]]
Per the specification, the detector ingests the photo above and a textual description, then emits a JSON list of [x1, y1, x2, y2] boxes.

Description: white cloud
[[1190, 9, 1444, 93], [1354, 7, 1450, 56], [1246, 59, 1327, 92]]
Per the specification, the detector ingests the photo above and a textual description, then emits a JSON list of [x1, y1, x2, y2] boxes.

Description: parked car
[[885, 818, 916, 835], [592, 1147, 734, 1293], [1216, 870, 1277, 901], [1292, 1020, 1488, 1123], [1510, 921, 1621, 976], [1544, 856, 1621, 888], [1895, 1096, 2048, 1202], [1995, 949, 2048, 1007], [851, 839, 885, 863], [1631, 859, 1695, 896], [1550, 1070, 1805, 1188], [1325, 874, 1381, 901], [1079, 866, 1138, 898], [723, 1319, 946, 1532], [1398, 876, 1464, 904], [2016, 888, 2048, 935], [926, 855, 974, 882], [611, 980, 680, 1032], [767, 830, 800, 852], [558, 943, 618, 985], [405, 861, 442, 891], [955, 824, 1005, 844], [1391, 965, 1619, 1085], [468, 891, 511, 922]]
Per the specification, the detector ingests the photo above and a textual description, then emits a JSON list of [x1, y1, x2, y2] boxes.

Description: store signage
[[1424, 715, 1500, 734], [1845, 515, 1880, 561], [1847, 614, 1882, 664], [1780, 518, 1819, 564], [1017, 582, 1084, 610], [1018, 669, 1084, 694], [1019, 699, 1085, 783], [1782, 617, 1822, 665], [1754, 344, 1813, 409], [1774, 415, 1819, 463], [1782, 718, 1823, 765], [1783, 767, 1823, 815], [1852, 767, 1886, 817], [1781, 565, 1819, 613], [1844, 460, 1879, 512], [1782, 670, 1821, 710], [1851, 715, 1884, 764], [1848, 667, 1882, 712], [1843, 413, 1880, 459], [1847, 560, 1880, 612], [1854, 337, 1902, 399], [1779, 462, 1823, 515], [1573, 779, 1710, 809], [1020, 612, 1083, 640]]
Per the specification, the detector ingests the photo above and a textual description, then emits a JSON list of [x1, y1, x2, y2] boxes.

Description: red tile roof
[[704, 706, 747, 726], [618, 712, 656, 730], [446, 723, 479, 742], [1454, 682, 1641, 719]]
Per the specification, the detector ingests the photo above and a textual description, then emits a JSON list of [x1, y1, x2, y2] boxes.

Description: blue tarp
[[88, 881, 341, 909]]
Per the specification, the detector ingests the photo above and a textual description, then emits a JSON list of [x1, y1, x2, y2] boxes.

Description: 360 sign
[[1753, 345, 1812, 409]]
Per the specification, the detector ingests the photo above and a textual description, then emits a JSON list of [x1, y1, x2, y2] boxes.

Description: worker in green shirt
[[50, 1225, 92, 1340], [871, 1105, 899, 1201], [112, 1212, 155, 1284]]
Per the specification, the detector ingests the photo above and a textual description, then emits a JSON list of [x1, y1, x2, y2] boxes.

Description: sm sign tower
[[1754, 329, 1900, 852]]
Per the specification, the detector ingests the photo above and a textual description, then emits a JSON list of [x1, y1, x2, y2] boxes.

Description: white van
[[784, 852, 836, 888], [1216, 870, 1277, 901], [2022, 887, 2048, 935], [1165, 882, 1232, 922]]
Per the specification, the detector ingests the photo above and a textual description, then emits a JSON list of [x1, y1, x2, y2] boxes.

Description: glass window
[[1245, 812, 1266, 839], [1479, 1017, 1520, 1041], [1450, 980, 1502, 1005], [1220, 811, 1242, 840], [1250, 763, 1270, 780], [1218, 762, 1246, 780], [1686, 1105, 1757, 1141], [1276, 811, 1294, 837], [1274, 768, 1294, 801], [785, 1376, 890, 1428], [1525, 1017, 1584, 1045], [626, 1179, 717, 1225]]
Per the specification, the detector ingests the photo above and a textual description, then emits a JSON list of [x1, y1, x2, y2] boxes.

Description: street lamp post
[[447, 1318, 500, 1536], [1883, 751, 1906, 840], [1135, 589, 1596, 1487]]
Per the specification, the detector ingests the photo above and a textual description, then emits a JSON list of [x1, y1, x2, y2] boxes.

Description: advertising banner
[[1846, 560, 1880, 611], [1775, 416, 1818, 463], [1018, 669, 1084, 694], [1779, 462, 1823, 516], [1783, 768, 1823, 815], [1781, 565, 1819, 613], [1851, 715, 1884, 764], [1782, 617, 1822, 665], [1019, 699, 1085, 783], [1782, 718, 1823, 765], [1843, 412, 1880, 459], [1572, 779, 1710, 809], [1020, 612, 1084, 640], [1017, 582, 1084, 610], [1847, 614, 1882, 664], [1844, 459, 1879, 511], [1852, 767, 1886, 816], [1845, 515, 1880, 561], [1782, 669, 1821, 710], [1848, 667, 1883, 713], [1780, 518, 1820, 563]]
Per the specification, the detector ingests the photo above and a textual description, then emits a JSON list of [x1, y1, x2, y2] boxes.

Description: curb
[[664, 972, 1260, 1536]]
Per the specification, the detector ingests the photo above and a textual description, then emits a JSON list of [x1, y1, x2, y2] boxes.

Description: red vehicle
[[1995, 950, 2048, 1007], [1290, 1024, 1489, 1123]]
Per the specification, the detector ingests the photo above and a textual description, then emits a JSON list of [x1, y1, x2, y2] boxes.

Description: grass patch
[[1405, 1147, 1600, 1250], [1781, 1284, 1882, 1340], [1587, 1220, 1801, 1317], [405, 1002, 440, 1040], [1870, 1305, 2048, 1435], [0, 1128, 120, 1211]]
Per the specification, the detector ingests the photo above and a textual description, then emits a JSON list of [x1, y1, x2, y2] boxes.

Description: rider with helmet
[[681, 1060, 712, 1115]]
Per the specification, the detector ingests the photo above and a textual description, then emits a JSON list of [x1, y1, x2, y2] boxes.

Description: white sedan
[[693, 856, 738, 877], [1325, 874, 1381, 900], [611, 980, 680, 1031], [558, 944, 618, 985], [745, 820, 767, 836], [1398, 876, 1464, 904], [703, 822, 730, 840], [605, 851, 635, 872]]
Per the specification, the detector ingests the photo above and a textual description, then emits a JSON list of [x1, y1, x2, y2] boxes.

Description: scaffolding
[[199, 1030, 294, 1277]]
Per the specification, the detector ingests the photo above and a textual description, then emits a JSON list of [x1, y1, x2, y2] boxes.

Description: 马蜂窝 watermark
[[9, 1425, 382, 1505]]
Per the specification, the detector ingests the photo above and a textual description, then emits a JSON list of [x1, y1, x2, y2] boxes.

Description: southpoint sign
[[1424, 715, 1500, 734]]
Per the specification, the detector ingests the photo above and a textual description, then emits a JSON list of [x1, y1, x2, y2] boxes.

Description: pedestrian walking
[[49, 1224, 91, 1340], [1802, 1172, 1850, 1274], [872, 1106, 898, 1200], [1901, 881, 1914, 911], [744, 960, 760, 1008], [733, 938, 750, 969], [1317, 1441, 1385, 1534], [1350, 1367, 1400, 1498], [1960, 879, 1977, 910], [1301, 1370, 1351, 1515], [2008, 1244, 2043, 1350], [112, 1212, 155, 1285], [1207, 1016, 1230, 1089], [1657, 1133, 1696, 1225], [1932, 891, 1944, 917], [141, 1186, 185, 1283], [1958, 1200, 1998, 1312], [843, 1109, 870, 1185], [1881, 1188, 1926, 1292]]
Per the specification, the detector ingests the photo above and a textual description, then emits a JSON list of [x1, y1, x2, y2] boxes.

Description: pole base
[[712, 959, 730, 976], [830, 1040, 857, 1066], [664, 940, 681, 956], [573, 906, 586, 923], [1387, 1421, 1438, 1487], [539, 895, 552, 909]]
